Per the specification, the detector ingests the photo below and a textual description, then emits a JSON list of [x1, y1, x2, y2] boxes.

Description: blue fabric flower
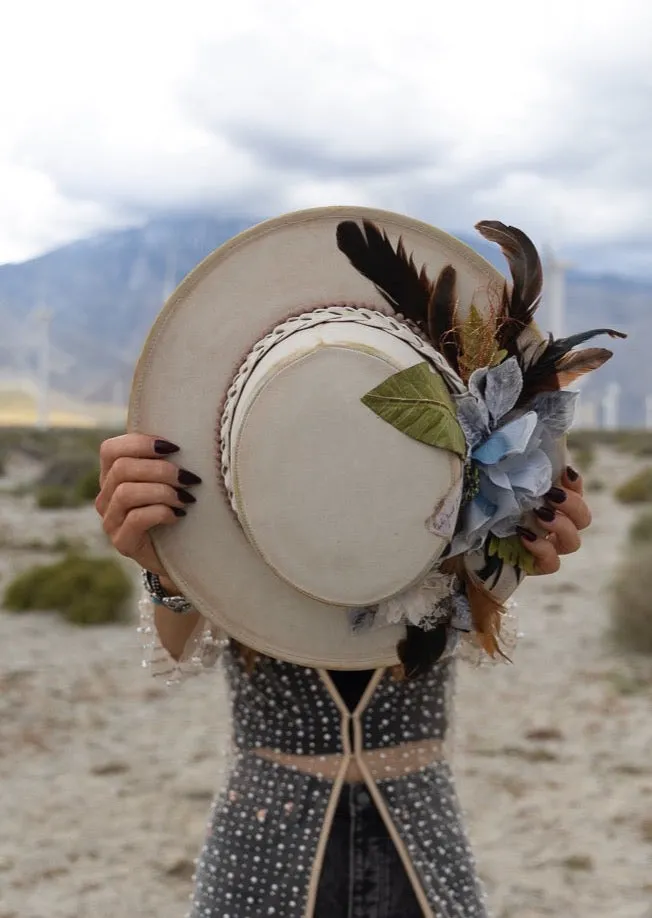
[[448, 357, 578, 556]]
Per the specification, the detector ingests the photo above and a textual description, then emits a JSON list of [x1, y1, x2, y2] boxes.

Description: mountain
[[0, 214, 646, 424]]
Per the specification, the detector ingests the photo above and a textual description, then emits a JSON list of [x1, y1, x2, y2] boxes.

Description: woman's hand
[[95, 433, 201, 588], [517, 466, 592, 576]]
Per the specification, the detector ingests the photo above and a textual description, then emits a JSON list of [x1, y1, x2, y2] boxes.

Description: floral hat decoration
[[129, 207, 625, 675], [336, 218, 625, 672]]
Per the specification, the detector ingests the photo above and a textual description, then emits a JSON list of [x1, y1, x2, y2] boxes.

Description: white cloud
[[1, 0, 651, 273]]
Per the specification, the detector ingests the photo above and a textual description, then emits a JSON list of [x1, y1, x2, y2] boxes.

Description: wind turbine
[[542, 243, 572, 341], [602, 382, 621, 430]]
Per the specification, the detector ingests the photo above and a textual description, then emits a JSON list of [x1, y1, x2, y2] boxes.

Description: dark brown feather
[[427, 265, 461, 374], [531, 347, 614, 393], [519, 328, 627, 404], [475, 221, 543, 352], [336, 220, 432, 330]]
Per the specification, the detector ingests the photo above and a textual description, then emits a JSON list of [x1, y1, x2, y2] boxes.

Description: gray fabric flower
[[448, 357, 578, 556]]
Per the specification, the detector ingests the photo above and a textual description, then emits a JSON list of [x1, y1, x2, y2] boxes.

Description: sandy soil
[[0, 447, 651, 918]]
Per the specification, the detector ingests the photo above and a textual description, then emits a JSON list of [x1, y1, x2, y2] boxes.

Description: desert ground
[[0, 440, 651, 918]]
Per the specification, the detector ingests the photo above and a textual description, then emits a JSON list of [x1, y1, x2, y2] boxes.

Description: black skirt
[[314, 783, 424, 918]]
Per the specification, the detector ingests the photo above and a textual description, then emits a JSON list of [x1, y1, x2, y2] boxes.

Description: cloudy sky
[[1, 0, 651, 276]]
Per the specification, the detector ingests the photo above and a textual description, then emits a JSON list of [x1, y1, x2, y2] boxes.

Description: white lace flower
[[377, 570, 458, 629]]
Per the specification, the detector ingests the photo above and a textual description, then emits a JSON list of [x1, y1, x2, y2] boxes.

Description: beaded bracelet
[[141, 569, 196, 615]]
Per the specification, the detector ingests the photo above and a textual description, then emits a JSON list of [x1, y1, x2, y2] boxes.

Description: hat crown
[[221, 307, 463, 608]]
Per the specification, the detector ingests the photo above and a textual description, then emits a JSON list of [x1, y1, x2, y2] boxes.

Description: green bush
[[74, 466, 101, 502], [629, 512, 652, 544], [609, 550, 652, 654], [35, 459, 100, 509], [4, 555, 132, 625], [37, 485, 81, 509], [39, 455, 98, 489], [615, 468, 652, 504]]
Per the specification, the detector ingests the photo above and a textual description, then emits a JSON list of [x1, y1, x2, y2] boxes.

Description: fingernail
[[178, 469, 202, 486], [546, 487, 567, 504], [516, 525, 538, 542], [176, 488, 197, 504], [172, 507, 187, 518], [566, 465, 579, 482], [534, 506, 556, 522], [154, 439, 180, 455]]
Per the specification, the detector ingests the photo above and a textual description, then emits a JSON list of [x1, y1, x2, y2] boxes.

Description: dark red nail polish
[[516, 525, 537, 542], [534, 506, 556, 522], [154, 439, 180, 455], [566, 465, 579, 482], [176, 488, 197, 504], [172, 507, 187, 518], [546, 487, 567, 504], [178, 469, 202, 486]]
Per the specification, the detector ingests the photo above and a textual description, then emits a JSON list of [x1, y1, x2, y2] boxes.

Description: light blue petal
[[482, 464, 514, 490], [507, 450, 553, 498], [472, 412, 538, 464]]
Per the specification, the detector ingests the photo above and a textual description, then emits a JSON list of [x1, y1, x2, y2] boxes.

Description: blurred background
[[0, 1, 651, 917]]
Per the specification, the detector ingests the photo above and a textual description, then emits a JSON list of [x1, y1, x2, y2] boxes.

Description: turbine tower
[[542, 243, 572, 341], [602, 382, 621, 430], [34, 306, 53, 430], [542, 242, 601, 428]]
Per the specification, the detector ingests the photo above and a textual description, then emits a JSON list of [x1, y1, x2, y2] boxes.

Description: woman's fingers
[[544, 481, 592, 532], [561, 464, 583, 497], [516, 527, 561, 575], [557, 490, 592, 532], [96, 455, 201, 515], [101, 482, 193, 537], [532, 505, 582, 555], [99, 434, 180, 484], [516, 465, 593, 573], [110, 504, 181, 565], [96, 435, 201, 576]]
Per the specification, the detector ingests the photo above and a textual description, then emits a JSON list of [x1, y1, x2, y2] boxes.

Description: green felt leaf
[[487, 534, 537, 575], [361, 362, 467, 458]]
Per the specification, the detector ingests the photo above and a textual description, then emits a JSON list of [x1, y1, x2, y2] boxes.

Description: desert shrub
[[609, 550, 652, 654], [3, 554, 132, 625], [39, 455, 97, 489], [629, 512, 652, 544], [0, 427, 116, 463], [37, 485, 80, 509], [35, 456, 100, 509], [613, 431, 652, 457], [615, 468, 652, 504], [74, 466, 101, 502]]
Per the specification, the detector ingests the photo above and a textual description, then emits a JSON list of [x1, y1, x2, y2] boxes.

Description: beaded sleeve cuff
[[137, 590, 227, 684]]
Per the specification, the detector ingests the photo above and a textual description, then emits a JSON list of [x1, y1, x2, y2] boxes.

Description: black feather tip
[[397, 622, 449, 679], [336, 219, 432, 331]]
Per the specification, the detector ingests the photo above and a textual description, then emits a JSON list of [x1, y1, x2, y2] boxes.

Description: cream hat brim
[[128, 206, 508, 669]]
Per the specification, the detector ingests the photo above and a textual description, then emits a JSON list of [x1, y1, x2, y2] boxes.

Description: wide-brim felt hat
[[129, 206, 621, 669]]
